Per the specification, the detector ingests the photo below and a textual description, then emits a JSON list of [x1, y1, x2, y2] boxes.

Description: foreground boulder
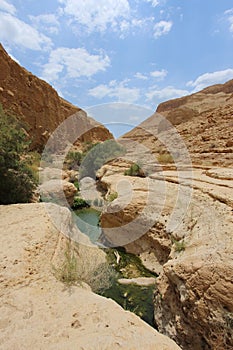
[[0, 203, 181, 350]]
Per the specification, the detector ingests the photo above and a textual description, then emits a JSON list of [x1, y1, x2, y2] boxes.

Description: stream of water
[[74, 207, 156, 327]]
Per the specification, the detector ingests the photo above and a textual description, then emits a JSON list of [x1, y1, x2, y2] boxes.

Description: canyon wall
[[100, 80, 233, 349], [122, 79, 233, 167], [0, 44, 113, 150]]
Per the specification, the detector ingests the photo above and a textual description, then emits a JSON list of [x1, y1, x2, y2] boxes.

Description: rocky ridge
[[122, 79, 233, 167]]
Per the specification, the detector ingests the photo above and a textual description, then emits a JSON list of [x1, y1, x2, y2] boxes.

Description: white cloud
[[0, 0, 16, 14], [89, 80, 140, 103], [0, 12, 52, 50], [150, 69, 167, 80], [59, 0, 130, 33], [42, 47, 110, 83], [224, 8, 233, 33], [187, 69, 233, 92], [146, 86, 189, 103], [153, 20, 172, 38], [134, 72, 148, 80], [30, 14, 60, 34], [145, 0, 160, 7]]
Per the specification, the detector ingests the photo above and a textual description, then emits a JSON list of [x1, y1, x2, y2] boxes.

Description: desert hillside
[[0, 44, 113, 150], [122, 79, 233, 167]]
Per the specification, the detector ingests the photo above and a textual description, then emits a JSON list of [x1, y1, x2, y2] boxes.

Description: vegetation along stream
[[74, 207, 157, 327]]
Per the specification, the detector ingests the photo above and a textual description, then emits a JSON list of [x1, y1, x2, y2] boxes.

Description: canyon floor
[[0, 203, 181, 350]]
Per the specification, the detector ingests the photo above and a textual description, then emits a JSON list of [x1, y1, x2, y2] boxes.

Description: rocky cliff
[[99, 163, 233, 350], [99, 81, 233, 349], [122, 79, 233, 167], [0, 202, 181, 350], [0, 44, 113, 150]]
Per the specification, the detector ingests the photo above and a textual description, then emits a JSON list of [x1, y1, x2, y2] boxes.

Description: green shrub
[[72, 197, 90, 209], [65, 151, 83, 169], [52, 242, 79, 286], [73, 180, 80, 191], [173, 239, 186, 252], [124, 163, 144, 177], [53, 243, 116, 293], [27, 152, 41, 184], [0, 105, 36, 204], [79, 140, 125, 179], [107, 192, 118, 202]]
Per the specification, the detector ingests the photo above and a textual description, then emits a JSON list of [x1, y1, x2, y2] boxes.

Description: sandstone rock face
[[99, 163, 233, 349], [0, 203, 181, 350], [122, 79, 233, 167], [112, 82, 233, 348], [0, 44, 113, 149]]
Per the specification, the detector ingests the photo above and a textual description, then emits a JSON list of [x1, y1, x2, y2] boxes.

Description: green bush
[[52, 242, 79, 286], [53, 243, 116, 293], [0, 105, 36, 204], [124, 163, 145, 177], [107, 192, 118, 202], [27, 151, 41, 184], [173, 239, 186, 252], [65, 151, 83, 169], [72, 196, 90, 209], [79, 140, 125, 179], [73, 180, 80, 191]]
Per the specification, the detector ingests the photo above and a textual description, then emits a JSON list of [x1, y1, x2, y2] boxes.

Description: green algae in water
[[73, 208, 157, 327], [102, 281, 155, 326], [74, 208, 101, 244], [102, 248, 157, 327], [106, 247, 157, 278]]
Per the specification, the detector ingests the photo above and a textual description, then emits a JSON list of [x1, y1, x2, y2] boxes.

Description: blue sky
[[1, 0, 233, 136]]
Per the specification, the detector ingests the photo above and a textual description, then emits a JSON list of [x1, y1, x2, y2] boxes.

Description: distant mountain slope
[[0, 44, 113, 150], [122, 80, 233, 167]]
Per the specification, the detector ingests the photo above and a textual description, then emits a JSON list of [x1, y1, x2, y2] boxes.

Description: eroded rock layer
[[122, 79, 233, 167]]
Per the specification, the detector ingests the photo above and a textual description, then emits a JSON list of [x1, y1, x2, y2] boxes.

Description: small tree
[[0, 105, 36, 204], [79, 140, 125, 179]]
